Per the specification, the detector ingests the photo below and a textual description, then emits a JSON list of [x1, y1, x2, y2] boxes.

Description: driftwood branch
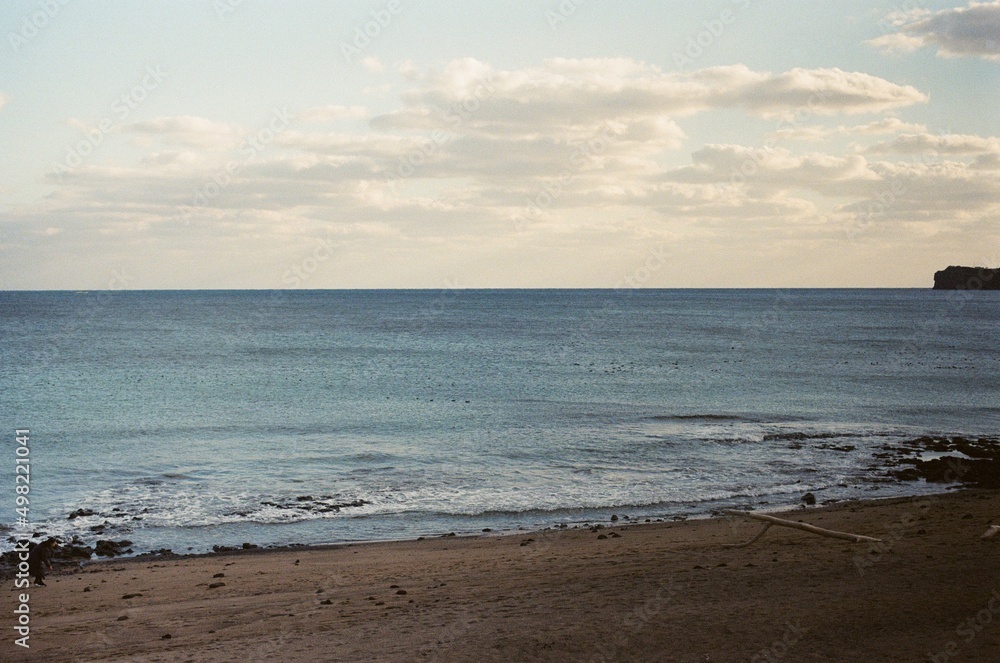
[[723, 510, 881, 546], [982, 525, 1000, 540]]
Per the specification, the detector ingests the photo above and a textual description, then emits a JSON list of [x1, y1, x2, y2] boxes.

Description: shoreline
[[9, 488, 1000, 661]]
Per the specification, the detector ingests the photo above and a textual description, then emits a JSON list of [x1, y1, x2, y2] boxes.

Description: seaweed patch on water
[[257, 496, 369, 515]]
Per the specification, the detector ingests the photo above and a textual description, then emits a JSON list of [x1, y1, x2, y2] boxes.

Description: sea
[[1, 289, 998, 556]]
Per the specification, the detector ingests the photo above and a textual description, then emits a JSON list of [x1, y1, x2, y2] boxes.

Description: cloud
[[362, 56, 384, 73], [372, 59, 927, 141], [769, 117, 928, 142], [867, 132, 1000, 155], [669, 144, 881, 198], [13, 57, 982, 289], [119, 115, 239, 148], [870, 0, 1000, 60], [295, 105, 369, 122]]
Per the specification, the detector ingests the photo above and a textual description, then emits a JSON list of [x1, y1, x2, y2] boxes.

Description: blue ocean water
[[1, 289, 998, 555]]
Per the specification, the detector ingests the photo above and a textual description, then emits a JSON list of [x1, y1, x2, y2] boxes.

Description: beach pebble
[[122, 593, 143, 599], [208, 582, 225, 589], [161, 634, 171, 640], [117, 615, 129, 621], [320, 599, 333, 605], [597, 534, 607, 540], [396, 589, 407, 595]]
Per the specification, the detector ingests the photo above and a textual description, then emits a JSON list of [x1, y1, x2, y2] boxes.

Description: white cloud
[[295, 105, 369, 122], [361, 56, 384, 73], [11, 57, 983, 289], [769, 117, 928, 142], [374, 60, 926, 140], [119, 115, 239, 148], [870, 0, 1000, 60], [867, 132, 1000, 155]]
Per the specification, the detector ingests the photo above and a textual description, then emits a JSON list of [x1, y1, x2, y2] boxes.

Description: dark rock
[[241, 543, 258, 550], [208, 582, 225, 589], [213, 573, 225, 578], [95, 540, 133, 557], [887, 437, 1000, 487], [933, 266, 1000, 290], [122, 593, 143, 599], [802, 492, 817, 506], [610, 514, 619, 522], [597, 534, 607, 540], [161, 634, 171, 640], [212, 545, 240, 553], [320, 599, 333, 605], [396, 589, 407, 595], [117, 615, 129, 621], [54, 544, 95, 561], [68, 508, 96, 520]]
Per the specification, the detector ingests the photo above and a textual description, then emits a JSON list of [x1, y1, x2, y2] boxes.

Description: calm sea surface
[[2, 289, 998, 554]]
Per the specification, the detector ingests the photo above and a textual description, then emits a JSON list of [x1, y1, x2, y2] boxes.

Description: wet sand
[[8, 489, 1000, 662]]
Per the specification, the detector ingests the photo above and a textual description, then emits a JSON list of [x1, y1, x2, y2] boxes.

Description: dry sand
[[7, 489, 1000, 662]]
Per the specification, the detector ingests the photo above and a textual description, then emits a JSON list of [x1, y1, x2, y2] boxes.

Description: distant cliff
[[933, 266, 1000, 290]]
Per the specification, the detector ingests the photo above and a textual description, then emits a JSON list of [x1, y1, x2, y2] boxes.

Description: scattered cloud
[[362, 56, 384, 73], [373, 59, 927, 142], [119, 116, 239, 149], [769, 117, 929, 142], [870, 0, 1000, 61], [295, 105, 370, 122], [8, 57, 995, 288], [867, 132, 1000, 155]]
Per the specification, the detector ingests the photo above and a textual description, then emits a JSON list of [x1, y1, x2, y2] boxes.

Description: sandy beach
[[4, 489, 1000, 662]]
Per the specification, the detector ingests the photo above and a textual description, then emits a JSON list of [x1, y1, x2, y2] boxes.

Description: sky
[[1, 0, 998, 289]]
